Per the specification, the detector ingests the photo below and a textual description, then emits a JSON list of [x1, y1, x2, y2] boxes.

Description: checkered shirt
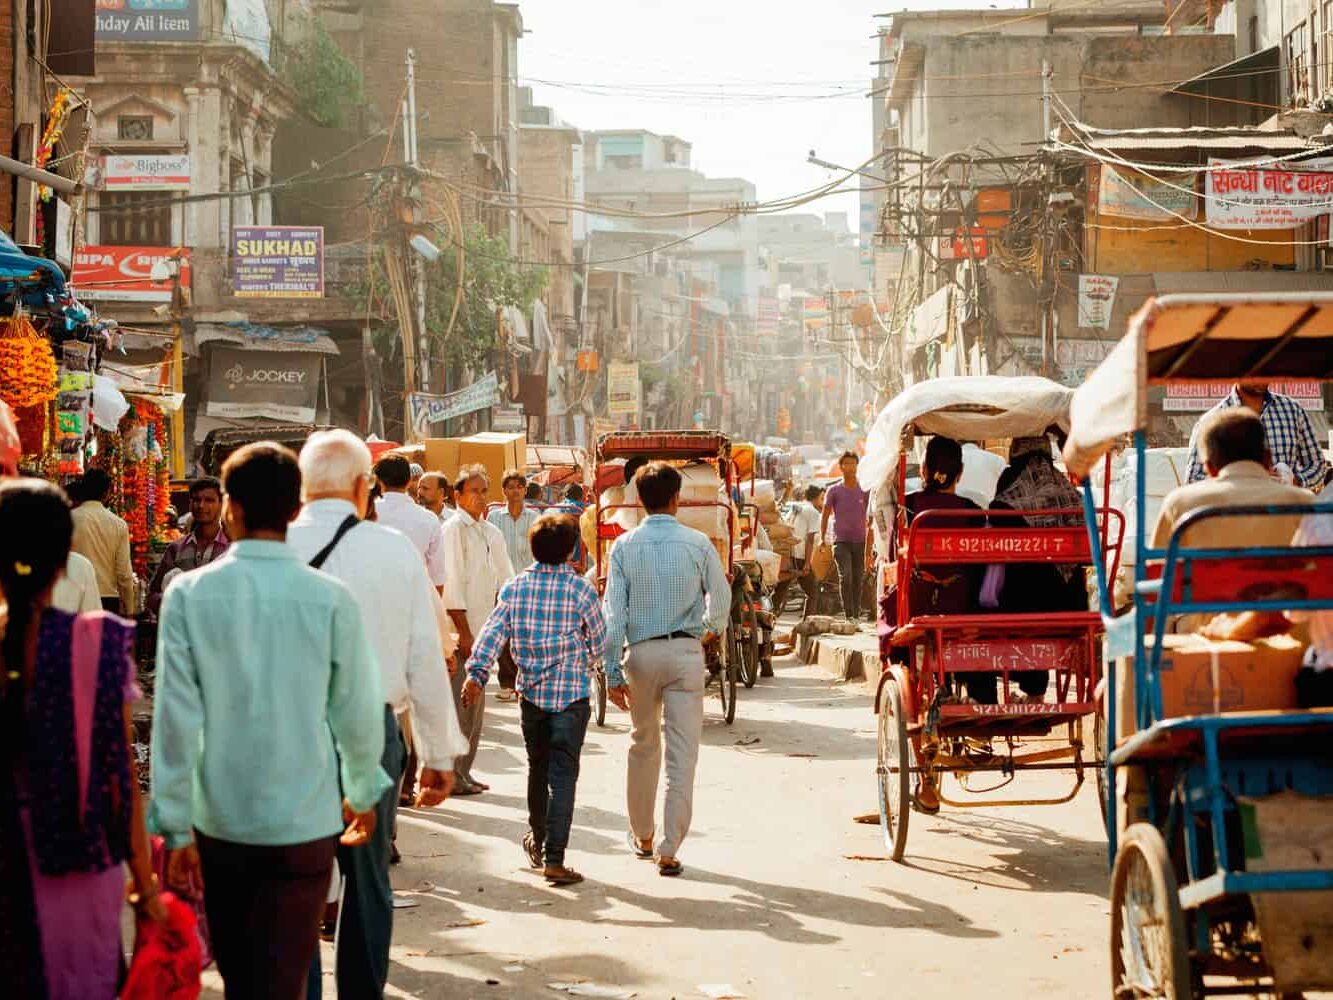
[[1186, 388, 1329, 489], [465, 562, 607, 712]]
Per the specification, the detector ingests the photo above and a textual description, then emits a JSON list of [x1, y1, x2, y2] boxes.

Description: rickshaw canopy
[[860, 376, 1074, 499], [1063, 292, 1333, 478], [596, 430, 731, 462]]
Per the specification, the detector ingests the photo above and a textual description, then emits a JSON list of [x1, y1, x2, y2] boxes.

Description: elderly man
[[1185, 380, 1328, 489], [603, 462, 731, 878], [375, 454, 447, 592], [442, 465, 515, 794], [288, 430, 467, 999], [417, 472, 455, 519]]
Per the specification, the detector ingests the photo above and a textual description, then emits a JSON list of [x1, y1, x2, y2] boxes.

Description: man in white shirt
[[52, 550, 102, 614], [486, 469, 540, 702], [374, 454, 447, 592], [289, 431, 467, 998], [441, 465, 514, 794], [788, 484, 827, 612], [70, 468, 137, 614]]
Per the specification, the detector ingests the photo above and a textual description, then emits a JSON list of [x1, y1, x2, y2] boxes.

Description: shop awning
[[1170, 46, 1279, 97], [191, 322, 340, 356]]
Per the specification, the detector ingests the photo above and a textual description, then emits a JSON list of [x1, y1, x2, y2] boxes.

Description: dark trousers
[[100, 597, 122, 614], [197, 830, 338, 1000], [498, 645, 518, 690], [520, 697, 590, 866], [833, 542, 866, 619], [310, 706, 405, 1000], [964, 671, 1050, 704]]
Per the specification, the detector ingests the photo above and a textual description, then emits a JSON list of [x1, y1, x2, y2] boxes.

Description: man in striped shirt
[[463, 513, 606, 886], [1186, 382, 1328, 489]]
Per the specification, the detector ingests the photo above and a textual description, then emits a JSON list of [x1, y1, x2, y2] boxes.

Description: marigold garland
[[120, 400, 172, 576], [0, 316, 58, 410]]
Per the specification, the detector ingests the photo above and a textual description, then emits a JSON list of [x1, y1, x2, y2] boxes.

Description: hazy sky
[[520, 1, 1027, 225]]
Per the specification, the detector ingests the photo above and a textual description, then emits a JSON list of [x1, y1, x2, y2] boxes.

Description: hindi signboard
[[95, 0, 201, 41], [606, 362, 641, 416], [1077, 274, 1119, 330], [205, 347, 322, 423], [408, 372, 502, 438], [1205, 160, 1333, 229], [231, 226, 324, 298]]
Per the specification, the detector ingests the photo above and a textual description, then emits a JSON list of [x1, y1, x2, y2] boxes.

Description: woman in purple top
[[820, 451, 872, 621], [0, 480, 165, 998]]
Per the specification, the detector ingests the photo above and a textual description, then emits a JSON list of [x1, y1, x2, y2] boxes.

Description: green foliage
[[279, 18, 364, 129]]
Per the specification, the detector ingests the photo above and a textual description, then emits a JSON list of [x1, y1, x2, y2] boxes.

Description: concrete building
[[758, 212, 868, 293]]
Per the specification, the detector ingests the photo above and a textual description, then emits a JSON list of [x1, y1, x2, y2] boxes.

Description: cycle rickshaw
[[860, 376, 1125, 861], [1064, 292, 1333, 998]]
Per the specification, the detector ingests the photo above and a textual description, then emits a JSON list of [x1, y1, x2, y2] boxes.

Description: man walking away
[[463, 514, 606, 886], [442, 465, 515, 794], [821, 452, 871, 621], [147, 477, 229, 614], [70, 467, 137, 614], [417, 472, 455, 518], [488, 469, 540, 702], [603, 462, 730, 877], [150, 443, 389, 1000], [374, 454, 447, 593], [290, 430, 467, 998], [1185, 380, 1329, 488]]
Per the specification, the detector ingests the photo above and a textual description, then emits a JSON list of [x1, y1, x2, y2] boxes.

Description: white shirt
[[790, 502, 823, 560], [375, 491, 447, 587], [288, 500, 467, 768], [441, 508, 514, 636], [52, 551, 102, 614]]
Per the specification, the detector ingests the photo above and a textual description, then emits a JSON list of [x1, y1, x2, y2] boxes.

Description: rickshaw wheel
[[1111, 824, 1194, 1000], [876, 679, 911, 862], [593, 662, 608, 728], [1094, 710, 1110, 834], [719, 625, 739, 724], [740, 615, 761, 689]]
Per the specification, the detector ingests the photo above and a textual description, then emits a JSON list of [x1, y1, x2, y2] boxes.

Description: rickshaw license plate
[[940, 639, 1078, 673]]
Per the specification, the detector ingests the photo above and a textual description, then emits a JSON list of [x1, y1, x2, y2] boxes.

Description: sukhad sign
[[230, 226, 324, 298]]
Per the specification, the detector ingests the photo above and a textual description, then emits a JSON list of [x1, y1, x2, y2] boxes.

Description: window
[[1324, 1, 1333, 90], [1289, 22, 1311, 106], [98, 191, 173, 246], [117, 116, 154, 142]]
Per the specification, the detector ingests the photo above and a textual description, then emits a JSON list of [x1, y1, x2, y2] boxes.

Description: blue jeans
[[521, 697, 591, 867]]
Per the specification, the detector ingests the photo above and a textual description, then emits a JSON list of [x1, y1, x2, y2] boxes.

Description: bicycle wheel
[[876, 679, 911, 862], [1110, 824, 1193, 1000], [719, 625, 739, 724], [740, 611, 761, 689]]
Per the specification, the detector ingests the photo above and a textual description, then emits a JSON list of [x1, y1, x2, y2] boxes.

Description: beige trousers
[[624, 636, 705, 859]]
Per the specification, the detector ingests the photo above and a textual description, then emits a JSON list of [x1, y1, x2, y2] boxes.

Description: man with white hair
[[288, 429, 467, 999]]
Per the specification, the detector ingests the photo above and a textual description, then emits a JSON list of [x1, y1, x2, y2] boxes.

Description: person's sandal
[[657, 857, 683, 877], [522, 832, 543, 869], [626, 831, 654, 860], [544, 864, 584, 886]]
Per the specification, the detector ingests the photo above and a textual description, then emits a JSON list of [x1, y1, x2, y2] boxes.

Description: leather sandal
[[627, 831, 654, 860], [657, 857, 683, 877], [544, 864, 584, 886]]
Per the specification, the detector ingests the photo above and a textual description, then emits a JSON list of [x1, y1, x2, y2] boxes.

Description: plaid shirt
[[465, 562, 607, 711], [1186, 388, 1329, 489]]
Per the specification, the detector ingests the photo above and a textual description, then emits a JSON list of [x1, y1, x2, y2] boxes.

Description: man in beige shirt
[[71, 468, 137, 615], [1152, 408, 1312, 553]]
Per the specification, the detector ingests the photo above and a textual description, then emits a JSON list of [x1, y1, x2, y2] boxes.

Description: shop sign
[[230, 226, 324, 298], [72, 245, 191, 302], [100, 153, 190, 191], [607, 362, 641, 416], [408, 372, 501, 438], [1205, 159, 1333, 229], [1163, 380, 1323, 413], [937, 227, 988, 261], [492, 404, 525, 432], [1098, 166, 1197, 221], [95, 0, 201, 42], [575, 349, 599, 372], [205, 346, 323, 423], [1076, 274, 1119, 330]]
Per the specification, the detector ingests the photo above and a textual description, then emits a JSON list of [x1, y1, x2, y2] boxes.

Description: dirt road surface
[[278, 650, 1112, 999]]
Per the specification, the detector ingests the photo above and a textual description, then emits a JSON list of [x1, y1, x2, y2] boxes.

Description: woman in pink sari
[[0, 479, 165, 999]]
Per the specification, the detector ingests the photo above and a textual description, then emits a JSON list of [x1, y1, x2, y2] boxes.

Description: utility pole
[[406, 49, 430, 396]]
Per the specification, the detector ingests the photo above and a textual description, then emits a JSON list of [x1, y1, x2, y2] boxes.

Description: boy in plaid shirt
[[462, 513, 606, 885]]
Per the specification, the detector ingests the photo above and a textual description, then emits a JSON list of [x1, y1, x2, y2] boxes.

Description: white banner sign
[[100, 154, 191, 191], [606, 362, 641, 416], [1077, 274, 1119, 330], [1206, 159, 1333, 229], [409, 371, 501, 437]]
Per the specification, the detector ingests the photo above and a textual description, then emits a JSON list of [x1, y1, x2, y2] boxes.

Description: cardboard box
[[458, 432, 525, 497], [1115, 633, 1306, 741], [423, 438, 461, 479]]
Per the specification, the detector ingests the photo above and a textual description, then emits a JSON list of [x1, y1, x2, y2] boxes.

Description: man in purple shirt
[[147, 477, 230, 614], [820, 451, 871, 621]]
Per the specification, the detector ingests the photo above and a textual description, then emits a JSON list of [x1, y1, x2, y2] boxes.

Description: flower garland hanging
[[35, 88, 74, 203], [0, 315, 58, 410], [120, 400, 171, 577]]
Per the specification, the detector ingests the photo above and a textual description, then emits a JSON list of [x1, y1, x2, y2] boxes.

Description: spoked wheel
[[718, 625, 739, 724], [876, 679, 911, 862], [1094, 709, 1110, 834], [593, 662, 608, 727], [739, 611, 761, 689], [1110, 824, 1194, 1000]]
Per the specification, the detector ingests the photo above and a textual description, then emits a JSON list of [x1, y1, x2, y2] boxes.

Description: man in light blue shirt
[[603, 462, 730, 878], [149, 443, 391, 999]]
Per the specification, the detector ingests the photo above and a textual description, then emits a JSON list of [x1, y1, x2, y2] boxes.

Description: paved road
[[286, 650, 1112, 999]]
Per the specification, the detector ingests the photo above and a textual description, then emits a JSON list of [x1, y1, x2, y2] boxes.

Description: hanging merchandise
[[118, 400, 172, 577], [35, 88, 75, 203], [0, 315, 59, 410]]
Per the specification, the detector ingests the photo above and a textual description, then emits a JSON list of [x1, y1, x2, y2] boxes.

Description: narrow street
[[306, 654, 1108, 999]]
